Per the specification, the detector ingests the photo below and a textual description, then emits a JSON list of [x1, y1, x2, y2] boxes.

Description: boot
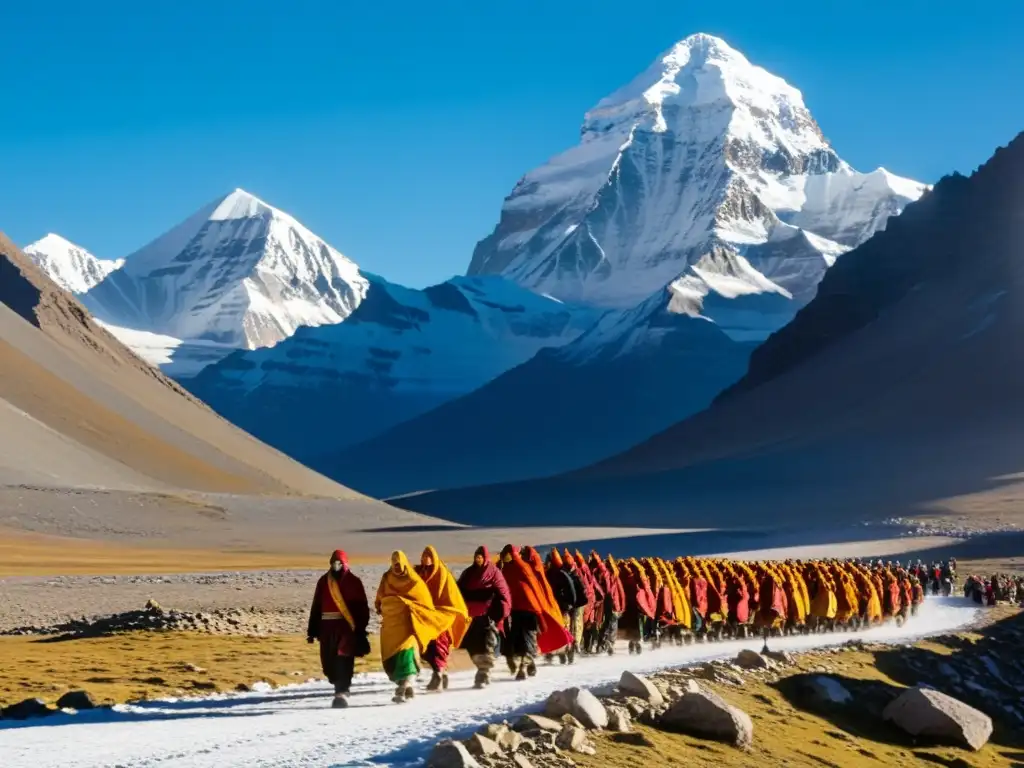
[[404, 684, 415, 701], [515, 663, 527, 681], [507, 658, 518, 676], [426, 672, 442, 691], [331, 693, 349, 709], [473, 669, 486, 689], [441, 672, 449, 690], [558, 653, 567, 665], [392, 684, 406, 704], [566, 646, 575, 665], [526, 659, 537, 677]]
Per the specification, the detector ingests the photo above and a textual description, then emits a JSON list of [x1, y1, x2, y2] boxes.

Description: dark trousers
[[322, 651, 355, 693]]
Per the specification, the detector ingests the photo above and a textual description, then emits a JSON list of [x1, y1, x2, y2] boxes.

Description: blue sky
[[1, 0, 1021, 287]]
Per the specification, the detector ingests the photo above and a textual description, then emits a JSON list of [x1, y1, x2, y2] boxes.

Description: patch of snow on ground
[[0, 598, 978, 768]]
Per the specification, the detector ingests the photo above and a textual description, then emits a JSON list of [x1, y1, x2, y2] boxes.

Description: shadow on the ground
[[774, 609, 1024, 754]]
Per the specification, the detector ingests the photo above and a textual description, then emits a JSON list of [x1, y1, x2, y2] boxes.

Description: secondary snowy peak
[[468, 33, 924, 309], [24, 233, 124, 294], [84, 188, 369, 351]]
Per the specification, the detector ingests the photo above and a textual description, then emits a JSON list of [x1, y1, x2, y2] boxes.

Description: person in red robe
[[562, 549, 594, 659], [307, 549, 371, 708], [456, 545, 512, 688], [620, 559, 656, 654], [499, 544, 572, 679], [573, 551, 604, 655], [602, 555, 627, 655]]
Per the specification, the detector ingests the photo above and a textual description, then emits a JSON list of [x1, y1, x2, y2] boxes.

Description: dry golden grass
[[0, 528, 390, 576], [576, 609, 1024, 768], [0, 630, 480, 709]]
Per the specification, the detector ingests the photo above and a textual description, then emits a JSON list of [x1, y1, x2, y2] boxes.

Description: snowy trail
[[0, 598, 978, 768]]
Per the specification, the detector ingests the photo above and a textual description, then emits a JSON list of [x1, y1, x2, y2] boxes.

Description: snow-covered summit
[[468, 33, 925, 310], [24, 233, 124, 294], [84, 188, 369, 351]]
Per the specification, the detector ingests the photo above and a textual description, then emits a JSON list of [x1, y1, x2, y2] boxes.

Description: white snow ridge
[[85, 188, 369, 350], [24, 234, 124, 294], [468, 33, 926, 315]]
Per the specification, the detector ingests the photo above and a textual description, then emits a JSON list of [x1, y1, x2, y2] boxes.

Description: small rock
[[512, 755, 535, 768], [545, 687, 608, 730], [659, 689, 754, 748], [515, 714, 563, 733], [764, 650, 794, 665], [428, 740, 481, 768], [560, 713, 584, 729], [735, 650, 771, 670], [55, 690, 96, 710], [556, 725, 594, 754], [619, 671, 665, 707], [495, 729, 524, 752], [607, 707, 632, 733], [883, 687, 993, 751], [479, 723, 510, 740], [184, 663, 207, 674], [235, 683, 251, 692], [612, 732, 655, 748], [465, 733, 502, 758], [2, 698, 53, 720]]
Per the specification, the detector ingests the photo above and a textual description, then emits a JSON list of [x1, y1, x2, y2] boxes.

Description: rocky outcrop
[[544, 687, 608, 730], [427, 741, 481, 768], [659, 687, 754, 748], [55, 690, 97, 710], [883, 687, 993, 751]]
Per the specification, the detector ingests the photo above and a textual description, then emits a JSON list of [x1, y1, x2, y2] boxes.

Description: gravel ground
[[0, 567, 393, 634]]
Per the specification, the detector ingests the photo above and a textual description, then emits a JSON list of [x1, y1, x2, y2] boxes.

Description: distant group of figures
[[305, 546, 931, 708], [907, 559, 958, 597], [964, 571, 1024, 606]]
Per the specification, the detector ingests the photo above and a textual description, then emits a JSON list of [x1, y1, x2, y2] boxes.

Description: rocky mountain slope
[[319, 283, 753, 496], [390, 132, 1024, 526], [0, 231, 361, 498], [468, 33, 924, 314], [188, 275, 598, 460]]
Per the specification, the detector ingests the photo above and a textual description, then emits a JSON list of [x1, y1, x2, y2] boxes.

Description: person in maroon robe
[[620, 560, 656, 654], [456, 545, 512, 688], [307, 549, 370, 708]]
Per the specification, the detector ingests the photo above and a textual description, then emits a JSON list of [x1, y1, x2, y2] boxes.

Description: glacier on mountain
[[468, 33, 926, 314], [24, 234, 124, 294]]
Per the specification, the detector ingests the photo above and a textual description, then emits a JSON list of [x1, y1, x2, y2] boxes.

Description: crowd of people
[[964, 571, 1024, 606], [307, 546, 935, 708]]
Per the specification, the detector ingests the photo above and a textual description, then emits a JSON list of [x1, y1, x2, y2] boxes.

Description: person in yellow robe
[[375, 550, 455, 703], [415, 546, 470, 692]]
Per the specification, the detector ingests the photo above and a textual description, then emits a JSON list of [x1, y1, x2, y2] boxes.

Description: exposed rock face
[[544, 687, 609, 730], [801, 676, 853, 706], [883, 687, 993, 751], [659, 689, 754, 748]]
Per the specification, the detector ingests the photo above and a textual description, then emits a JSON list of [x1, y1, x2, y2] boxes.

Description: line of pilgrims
[[307, 545, 927, 707]]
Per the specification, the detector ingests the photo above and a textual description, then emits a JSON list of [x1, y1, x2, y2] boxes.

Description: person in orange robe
[[415, 546, 469, 692], [499, 544, 572, 679], [306, 550, 371, 708]]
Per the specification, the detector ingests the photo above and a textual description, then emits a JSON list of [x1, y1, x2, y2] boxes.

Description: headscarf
[[417, 545, 470, 648], [376, 550, 454, 662], [457, 545, 511, 621]]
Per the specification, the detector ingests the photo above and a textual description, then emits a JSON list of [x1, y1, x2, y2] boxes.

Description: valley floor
[[0, 598, 1008, 768]]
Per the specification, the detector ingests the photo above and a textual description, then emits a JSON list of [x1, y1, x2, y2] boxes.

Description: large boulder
[[2, 698, 53, 720], [56, 690, 97, 710], [428, 740, 481, 768], [735, 650, 771, 670], [619, 671, 665, 706], [883, 687, 993, 751], [659, 689, 754, 748], [544, 687, 608, 729]]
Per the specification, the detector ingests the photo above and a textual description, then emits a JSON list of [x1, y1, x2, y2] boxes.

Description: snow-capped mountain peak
[[84, 188, 369, 355], [468, 32, 925, 311], [24, 233, 124, 294]]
